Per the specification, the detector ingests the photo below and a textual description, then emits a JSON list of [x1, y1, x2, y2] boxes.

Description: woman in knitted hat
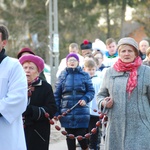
[[54, 53, 95, 150], [97, 37, 150, 150], [19, 54, 57, 150], [17, 47, 47, 81]]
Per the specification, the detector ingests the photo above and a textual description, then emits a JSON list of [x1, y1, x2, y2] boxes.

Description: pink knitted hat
[[19, 54, 44, 73]]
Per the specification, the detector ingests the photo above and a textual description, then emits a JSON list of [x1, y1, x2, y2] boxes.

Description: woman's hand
[[79, 100, 86, 106], [102, 97, 113, 108]]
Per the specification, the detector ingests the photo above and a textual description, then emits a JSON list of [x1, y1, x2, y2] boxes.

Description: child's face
[[84, 66, 96, 77], [67, 57, 79, 68], [94, 53, 103, 66], [106, 42, 117, 55]]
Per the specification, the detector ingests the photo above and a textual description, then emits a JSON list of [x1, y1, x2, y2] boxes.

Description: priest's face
[[0, 33, 7, 51]]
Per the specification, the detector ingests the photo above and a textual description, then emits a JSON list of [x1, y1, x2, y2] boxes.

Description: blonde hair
[[84, 59, 96, 68], [69, 43, 79, 49], [106, 38, 116, 45], [146, 47, 150, 56]]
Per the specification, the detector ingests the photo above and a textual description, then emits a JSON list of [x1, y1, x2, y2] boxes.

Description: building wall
[[129, 26, 148, 43]]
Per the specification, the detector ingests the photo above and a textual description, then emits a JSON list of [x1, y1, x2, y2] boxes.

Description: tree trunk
[[106, 1, 110, 38], [120, 0, 127, 38]]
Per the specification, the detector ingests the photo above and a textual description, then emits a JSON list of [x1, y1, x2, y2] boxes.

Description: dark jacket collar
[[66, 66, 82, 73], [32, 78, 42, 86], [139, 51, 146, 60]]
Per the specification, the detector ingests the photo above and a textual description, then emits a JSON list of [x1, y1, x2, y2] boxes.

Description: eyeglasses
[[67, 59, 78, 62]]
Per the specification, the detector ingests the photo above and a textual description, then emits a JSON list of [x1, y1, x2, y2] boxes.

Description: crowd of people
[[0, 24, 150, 150]]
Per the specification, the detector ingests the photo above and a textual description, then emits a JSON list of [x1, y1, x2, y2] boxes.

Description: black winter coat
[[23, 79, 57, 150], [54, 67, 95, 128]]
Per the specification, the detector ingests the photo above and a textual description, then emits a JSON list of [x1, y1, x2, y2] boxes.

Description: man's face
[[139, 40, 149, 54], [81, 49, 92, 57], [0, 33, 7, 51], [0, 33, 3, 50], [69, 47, 78, 54]]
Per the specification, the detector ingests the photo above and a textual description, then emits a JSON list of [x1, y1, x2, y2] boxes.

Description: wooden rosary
[[44, 102, 108, 141]]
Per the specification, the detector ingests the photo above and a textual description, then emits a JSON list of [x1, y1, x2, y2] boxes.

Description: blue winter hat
[[66, 53, 79, 62]]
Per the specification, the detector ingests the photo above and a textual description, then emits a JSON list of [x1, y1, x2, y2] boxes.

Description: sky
[[125, 6, 135, 21]]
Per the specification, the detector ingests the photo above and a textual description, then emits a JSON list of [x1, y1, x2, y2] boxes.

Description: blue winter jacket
[[54, 66, 95, 128]]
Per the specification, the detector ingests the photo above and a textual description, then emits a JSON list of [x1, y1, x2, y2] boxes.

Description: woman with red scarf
[[97, 37, 150, 150], [19, 54, 57, 150]]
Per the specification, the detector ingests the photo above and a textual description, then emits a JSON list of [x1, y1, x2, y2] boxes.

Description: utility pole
[[47, 0, 59, 88]]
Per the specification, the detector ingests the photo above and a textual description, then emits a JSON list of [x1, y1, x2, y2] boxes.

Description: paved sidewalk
[[49, 139, 67, 150], [49, 121, 67, 150], [49, 122, 81, 150], [49, 139, 81, 150]]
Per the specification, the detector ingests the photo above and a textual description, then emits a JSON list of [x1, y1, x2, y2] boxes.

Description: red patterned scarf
[[113, 56, 142, 95], [28, 77, 39, 97]]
